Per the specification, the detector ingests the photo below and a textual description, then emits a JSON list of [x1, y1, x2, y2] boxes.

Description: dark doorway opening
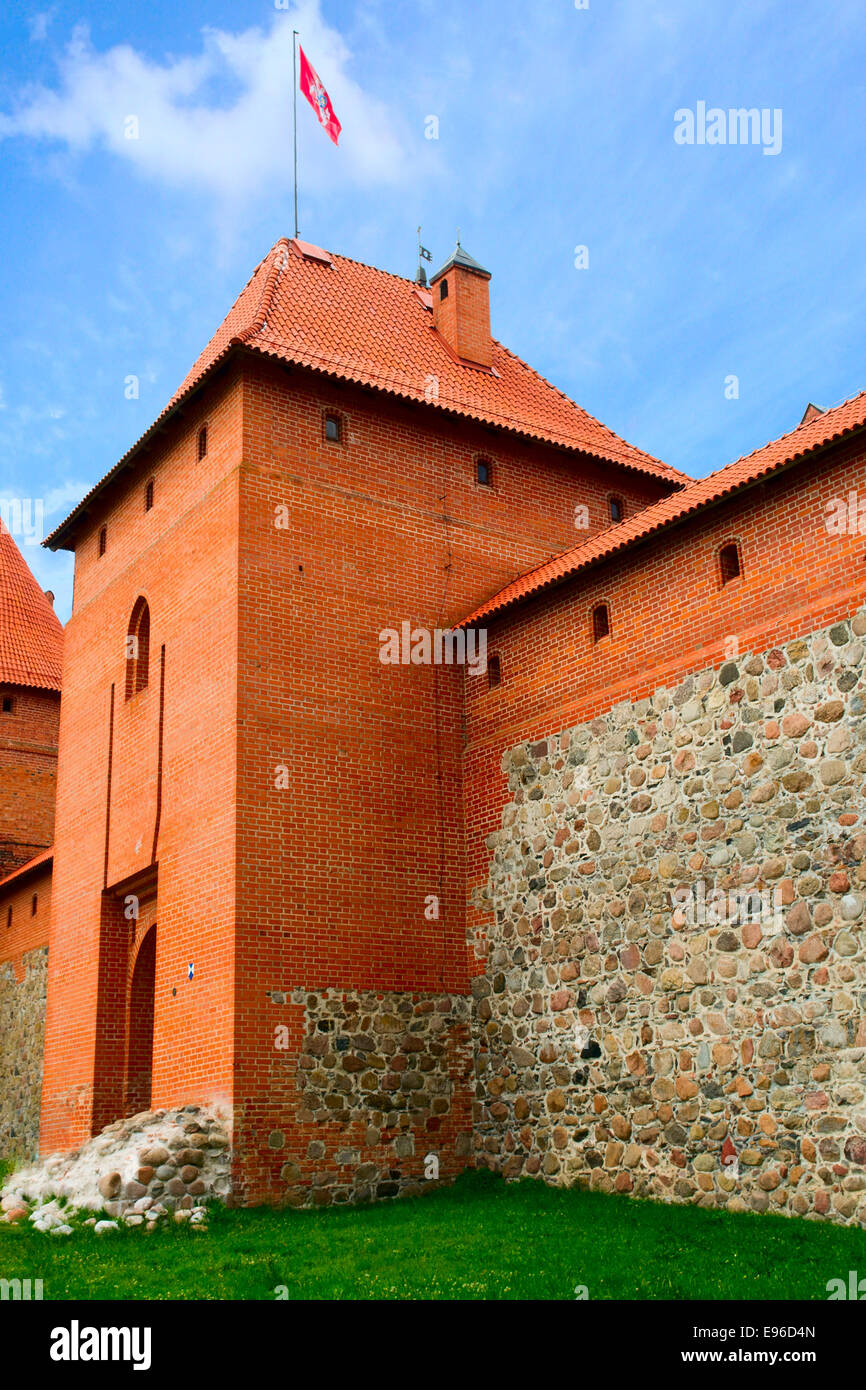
[[126, 926, 156, 1115], [92, 868, 159, 1135]]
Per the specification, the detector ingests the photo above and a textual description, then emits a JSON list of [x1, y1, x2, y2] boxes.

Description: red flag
[[299, 45, 341, 146]]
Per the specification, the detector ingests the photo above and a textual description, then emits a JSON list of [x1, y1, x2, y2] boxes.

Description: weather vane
[[416, 226, 432, 285]]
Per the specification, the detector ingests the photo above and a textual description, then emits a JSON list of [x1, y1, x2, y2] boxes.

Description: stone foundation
[[473, 611, 866, 1225], [0, 946, 47, 1162], [277, 988, 473, 1205]]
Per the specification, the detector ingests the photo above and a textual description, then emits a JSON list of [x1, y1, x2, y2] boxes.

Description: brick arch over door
[[125, 923, 156, 1116]]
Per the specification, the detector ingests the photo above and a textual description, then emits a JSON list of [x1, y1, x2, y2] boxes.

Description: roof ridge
[[202, 249, 273, 345], [458, 383, 866, 630], [491, 338, 684, 480], [0, 846, 53, 891], [709, 387, 866, 481], [291, 239, 424, 289], [46, 238, 685, 548], [236, 238, 291, 345], [278, 241, 682, 479], [245, 332, 684, 468], [461, 510, 650, 609]]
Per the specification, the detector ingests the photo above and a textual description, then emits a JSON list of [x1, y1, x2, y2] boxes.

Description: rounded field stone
[[98, 1172, 122, 1200], [844, 1137, 866, 1164], [176, 1148, 205, 1167], [140, 1146, 170, 1167]]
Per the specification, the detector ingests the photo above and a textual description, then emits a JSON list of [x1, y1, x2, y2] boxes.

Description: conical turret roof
[[430, 240, 491, 281], [0, 524, 63, 691]]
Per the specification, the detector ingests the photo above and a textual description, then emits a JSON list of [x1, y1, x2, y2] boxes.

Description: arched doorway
[[126, 925, 156, 1114]]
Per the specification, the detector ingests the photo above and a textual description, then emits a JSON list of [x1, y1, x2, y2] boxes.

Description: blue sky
[[1, 0, 865, 617]]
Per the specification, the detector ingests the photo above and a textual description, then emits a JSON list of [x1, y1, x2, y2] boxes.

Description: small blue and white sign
[[188, 962, 194, 981]]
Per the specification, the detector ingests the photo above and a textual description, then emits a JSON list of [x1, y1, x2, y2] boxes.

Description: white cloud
[[0, 3, 412, 203], [28, 11, 54, 43], [42, 479, 90, 518]]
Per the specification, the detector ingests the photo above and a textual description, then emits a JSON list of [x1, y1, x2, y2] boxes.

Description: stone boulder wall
[[0, 946, 47, 1162], [275, 988, 473, 1206], [474, 611, 866, 1225], [1, 1104, 232, 1226]]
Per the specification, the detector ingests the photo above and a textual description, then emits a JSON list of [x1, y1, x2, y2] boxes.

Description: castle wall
[[274, 989, 473, 1205], [40, 367, 244, 1155], [472, 613, 866, 1222], [231, 357, 671, 1203], [0, 948, 48, 1162], [463, 433, 866, 960], [0, 863, 52, 1160], [464, 431, 866, 1223]]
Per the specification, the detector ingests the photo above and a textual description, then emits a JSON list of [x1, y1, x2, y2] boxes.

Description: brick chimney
[[429, 241, 492, 368]]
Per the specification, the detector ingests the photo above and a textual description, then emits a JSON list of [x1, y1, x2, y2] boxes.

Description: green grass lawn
[[1, 1169, 863, 1300]]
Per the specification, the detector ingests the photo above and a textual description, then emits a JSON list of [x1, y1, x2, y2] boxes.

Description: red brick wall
[[36, 344, 675, 1185], [231, 355, 672, 1200], [0, 686, 59, 876], [0, 863, 52, 971], [40, 366, 244, 1154], [462, 432, 866, 958]]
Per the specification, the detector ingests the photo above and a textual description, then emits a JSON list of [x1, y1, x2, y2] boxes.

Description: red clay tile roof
[[0, 525, 63, 690], [45, 238, 686, 548], [177, 238, 686, 475], [0, 846, 53, 892], [459, 387, 866, 629]]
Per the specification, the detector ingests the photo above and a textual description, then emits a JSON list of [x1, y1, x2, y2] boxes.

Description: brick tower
[[37, 237, 684, 1199]]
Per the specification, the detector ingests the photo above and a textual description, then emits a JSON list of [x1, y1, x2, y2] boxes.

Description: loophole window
[[592, 602, 610, 643], [125, 597, 151, 699], [719, 542, 742, 586]]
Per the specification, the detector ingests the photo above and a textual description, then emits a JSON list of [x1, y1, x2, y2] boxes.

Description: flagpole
[[292, 29, 299, 240]]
